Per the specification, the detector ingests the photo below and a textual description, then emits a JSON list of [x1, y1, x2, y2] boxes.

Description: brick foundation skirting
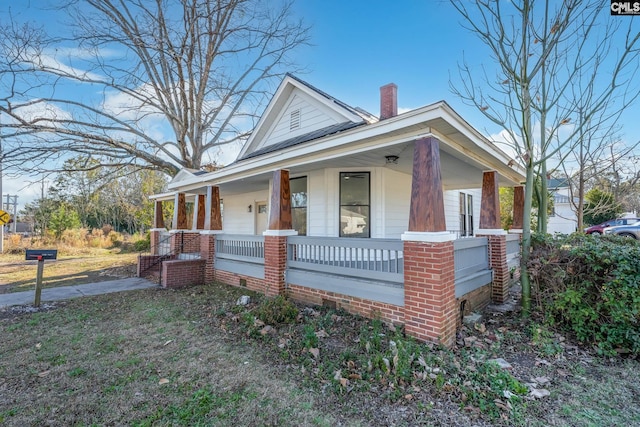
[[456, 283, 492, 328], [287, 283, 405, 325], [215, 269, 268, 295]]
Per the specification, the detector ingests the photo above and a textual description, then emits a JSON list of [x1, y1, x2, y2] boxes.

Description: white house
[[142, 74, 526, 346], [547, 178, 578, 234], [159, 75, 522, 238]]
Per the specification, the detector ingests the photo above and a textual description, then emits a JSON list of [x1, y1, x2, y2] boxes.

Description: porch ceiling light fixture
[[385, 155, 399, 165]]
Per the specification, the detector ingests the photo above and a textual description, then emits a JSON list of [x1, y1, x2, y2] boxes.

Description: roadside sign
[[0, 210, 9, 226]]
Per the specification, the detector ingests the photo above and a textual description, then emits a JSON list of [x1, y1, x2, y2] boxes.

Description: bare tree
[[449, 0, 640, 314], [0, 0, 310, 177]]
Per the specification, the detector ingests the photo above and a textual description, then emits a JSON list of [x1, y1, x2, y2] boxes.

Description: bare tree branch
[[0, 0, 310, 177]]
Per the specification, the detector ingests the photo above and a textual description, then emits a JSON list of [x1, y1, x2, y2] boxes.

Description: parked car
[[584, 218, 640, 235], [603, 221, 640, 239]]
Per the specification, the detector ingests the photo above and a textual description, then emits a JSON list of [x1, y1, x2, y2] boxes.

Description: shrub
[[88, 228, 104, 248], [60, 228, 88, 247], [254, 295, 299, 325], [133, 239, 150, 252], [122, 232, 151, 252], [108, 230, 124, 248], [528, 233, 640, 355]]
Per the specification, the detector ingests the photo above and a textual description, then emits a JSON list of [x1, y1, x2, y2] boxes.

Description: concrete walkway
[[0, 277, 159, 308]]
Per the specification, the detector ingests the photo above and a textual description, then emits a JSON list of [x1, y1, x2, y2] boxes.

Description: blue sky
[[1, 0, 639, 210], [291, 0, 494, 129]]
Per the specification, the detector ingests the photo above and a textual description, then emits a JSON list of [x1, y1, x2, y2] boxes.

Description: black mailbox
[[25, 249, 58, 261]]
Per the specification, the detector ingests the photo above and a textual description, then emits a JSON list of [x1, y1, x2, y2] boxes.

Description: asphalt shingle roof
[[239, 121, 364, 160]]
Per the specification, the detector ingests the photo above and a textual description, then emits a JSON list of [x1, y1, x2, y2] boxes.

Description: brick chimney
[[380, 83, 398, 120]]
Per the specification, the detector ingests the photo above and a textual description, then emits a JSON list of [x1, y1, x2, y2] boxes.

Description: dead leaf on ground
[[158, 378, 170, 385], [316, 329, 329, 338], [309, 347, 319, 358], [38, 370, 50, 377]]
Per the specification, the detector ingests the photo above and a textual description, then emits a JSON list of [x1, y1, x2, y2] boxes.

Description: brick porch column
[[402, 136, 457, 347], [201, 186, 223, 284], [263, 169, 296, 297], [477, 170, 510, 303]]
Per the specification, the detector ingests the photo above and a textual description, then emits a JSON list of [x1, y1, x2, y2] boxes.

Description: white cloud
[[30, 47, 105, 82], [14, 100, 72, 125]]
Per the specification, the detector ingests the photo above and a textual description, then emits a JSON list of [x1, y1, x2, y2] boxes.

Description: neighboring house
[[142, 74, 526, 346], [547, 178, 578, 235]]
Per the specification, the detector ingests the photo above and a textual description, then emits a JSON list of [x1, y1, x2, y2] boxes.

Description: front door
[[256, 202, 268, 234]]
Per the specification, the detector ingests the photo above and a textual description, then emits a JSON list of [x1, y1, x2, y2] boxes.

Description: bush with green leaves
[[528, 233, 640, 355], [254, 295, 299, 325]]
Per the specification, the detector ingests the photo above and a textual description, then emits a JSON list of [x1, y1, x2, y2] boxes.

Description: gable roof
[[548, 177, 570, 189], [239, 121, 363, 160], [236, 74, 377, 160]]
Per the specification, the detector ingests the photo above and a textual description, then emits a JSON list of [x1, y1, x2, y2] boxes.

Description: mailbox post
[[25, 250, 58, 307]]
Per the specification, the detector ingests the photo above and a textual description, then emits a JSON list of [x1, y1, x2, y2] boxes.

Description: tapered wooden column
[[153, 201, 165, 229], [402, 137, 456, 347], [264, 170, 296, 297], [193, 194, 205, 230], [479, 171, 501, 231], [150, 200, 165, 255], [477, 171, 509, 303], [408, 137, 446, 232], [204, 186, 223, 231], [511, 185, 525, 230], [172, 193, 188, 230], [201, 186, 223, 284], [268, 169, 293, 230]]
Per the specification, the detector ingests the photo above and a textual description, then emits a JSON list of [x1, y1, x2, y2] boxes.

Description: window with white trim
[[340, 172, 370, 238], [460, 192, 474, 237]]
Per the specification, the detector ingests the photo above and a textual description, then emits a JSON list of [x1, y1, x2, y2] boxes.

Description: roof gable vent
[[290, 109, 301, 131]]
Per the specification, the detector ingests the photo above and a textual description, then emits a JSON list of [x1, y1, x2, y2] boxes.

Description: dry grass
[[0, 286, 352, 426], [0, 250, 138, 293], [0, 252, 638, 426]]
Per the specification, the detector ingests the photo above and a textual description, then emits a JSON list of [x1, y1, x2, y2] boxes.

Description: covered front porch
[[139, 128, 526, 346]]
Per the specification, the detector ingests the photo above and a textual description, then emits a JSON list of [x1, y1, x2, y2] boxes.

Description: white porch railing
[[506, 234, 521, 270], [286, 236, 404, 306], [287, 236, 404, 283], [215, 234, 265, 279], [210, 233, 496, 304], [453, 237, 492, 298]]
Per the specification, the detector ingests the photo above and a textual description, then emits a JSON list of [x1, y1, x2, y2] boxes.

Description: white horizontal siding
[[307, 169, 328, 236], [444, 190, 459, 231], [259, 91, 343, 149], [221, 190, 269, 235], [383, 169, 411, 238], [548, 203, 577, 234]]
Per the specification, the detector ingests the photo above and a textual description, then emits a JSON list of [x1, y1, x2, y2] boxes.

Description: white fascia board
[[149, 191, 200, 202], [437, 103, 527, 181], [169, 102, 525, 193]]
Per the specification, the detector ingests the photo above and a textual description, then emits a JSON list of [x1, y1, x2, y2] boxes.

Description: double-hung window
[[339, 172, 370, 238], [459, 192, 474, 237]]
